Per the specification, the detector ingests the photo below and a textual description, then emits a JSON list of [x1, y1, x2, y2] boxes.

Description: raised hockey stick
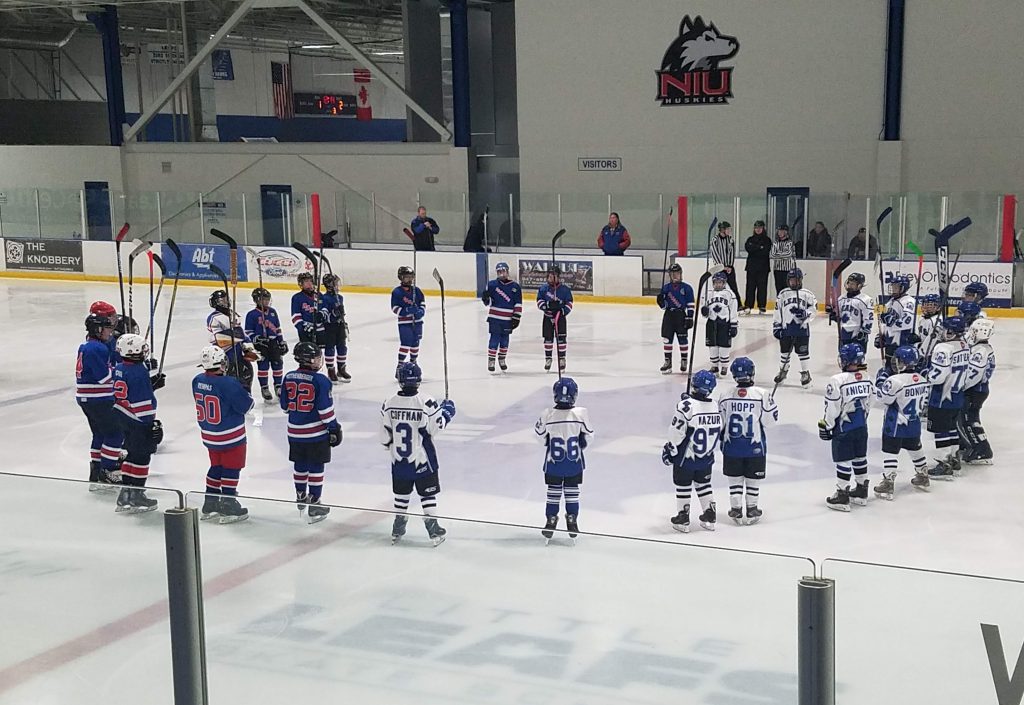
[[210, 263, 243, 379], [293, 241, 323, 338], [551, 228, 566, 269], [660, 207, 675, 289], [144, 253, 166, 342], [147, 251, 155, 361], [906, 241, 925, 335], [114, 222, 131, 317], [403, 227, 417, 272], [242, 246, 263, 289], [828, 258, 853, 344], [126, 239, 151, 330], [685, 263, 726, 394], [703, 217, 719, 274], [210, 229, 239, 331], [432, 268, 450, 399], [157, 239, 181, 376], [315, 250, 334, 277], [929, 216, 972, 317]]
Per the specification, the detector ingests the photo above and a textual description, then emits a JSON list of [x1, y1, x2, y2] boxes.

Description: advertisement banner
[[880, 261, 1013, 308], [249, 247, 315, 283], [211, 49, 234, 80], [4, 238, 83, 273], [163, 243, 248, 282], [519, 258, 594, 294]]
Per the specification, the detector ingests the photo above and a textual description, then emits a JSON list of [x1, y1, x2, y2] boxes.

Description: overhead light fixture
[[302, 44, 335, 49], [371, 50, 404, 56]]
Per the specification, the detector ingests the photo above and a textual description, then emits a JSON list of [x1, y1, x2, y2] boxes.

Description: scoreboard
[[293, 92, 358, 116]]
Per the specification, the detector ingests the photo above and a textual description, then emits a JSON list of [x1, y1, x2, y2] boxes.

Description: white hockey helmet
[[116, 333, 149, 360], [199, 344, 227, 371], [965, 317, 994, 344]]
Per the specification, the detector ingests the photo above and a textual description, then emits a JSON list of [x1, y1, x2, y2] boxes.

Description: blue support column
[[883, 0, 905, 141], [449, 0, 471, 147], [88, 5, 127, 146]]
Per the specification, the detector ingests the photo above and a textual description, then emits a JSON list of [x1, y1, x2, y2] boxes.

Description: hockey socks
[[206, 466, 223, 494], [675, 482, 691, 511], [546, 484, 562, 516], [220, 468, 240, 496]]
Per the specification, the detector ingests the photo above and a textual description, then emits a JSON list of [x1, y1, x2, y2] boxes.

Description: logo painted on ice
[[656, 15, 739, 106], [257, 249, 313, 278]]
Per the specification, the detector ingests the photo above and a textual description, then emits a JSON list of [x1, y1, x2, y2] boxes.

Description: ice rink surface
[[1, 278, 1022, 705]]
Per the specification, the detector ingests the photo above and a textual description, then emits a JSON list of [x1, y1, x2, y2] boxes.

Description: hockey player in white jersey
[[701, 270, 739, 376], [663, 370, 722, 532], [873, 345, 931, 498], [916, 294, 943, 359], [534, 377, 593, 543], [773, 268, 817, 387], [961, 317, 995, 464], [820, 344, 875, 511], [876, 275, 917, 363], [379, 362, 456, 545], [718, 358, 778, 525], [827, 272, 873, 352], [925, 316, 971, 480], [207, 289, 260, 393]]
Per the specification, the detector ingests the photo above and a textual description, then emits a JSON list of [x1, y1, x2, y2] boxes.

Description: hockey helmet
[[209, 289, 229, 310], [963, 281, 988, 302], [251, 287, 271, 304], [965, 317, 994, 345], [297, 272, 315, 289], [397, 266, 415, 282], [553, 377, 578, 407], [322, 273, 340, 291], [892, 345, 920, 373], [116, 333, 149, 361], [718, 221, 732, 231], [690, 370, 717, 399], [838, 342, 865, 370], [920, 293, 941, 313], [85, 313, 114, 339], [397, 361, 422, 388], [199, 345, 227, 371], [753, 220, 766, 228], [845, 272, 866, 291], [956, 301, 981, 322], [711, 270, 728, 288], [495, 261, 510, 277], [941, 315, 966, 337], [90, 300, 117, 318], [888, 275, 911, 296], [293, 341, 323, 369], [729, 357, 755, 384], [787, 268, 803, 289]]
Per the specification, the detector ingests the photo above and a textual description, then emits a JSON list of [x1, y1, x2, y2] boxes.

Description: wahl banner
[[656, 15, 740, 106]]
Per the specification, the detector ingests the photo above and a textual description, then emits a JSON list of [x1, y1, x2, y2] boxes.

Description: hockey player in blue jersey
[[380, 362, 456, 546], [873, 345, 930, 499], [245, 287, 288, 402], [111, 333, 165, 513], [193, 345, 254, 523], [280, 342, 342, 523], [391, 266, 426, 377], [773, 268, 817, 387], [481, 261, 523, 373], [291, 272, 321, 344], [827, 272, 874, 352], [77, 312, 123, 490], [536, 266, 573, 373], [535, 377, 592, 543], [961, 317, 995, 465], [719, 358, 778, 525], [925, 316, 970, 480], [657, 263, 695, 373], [820, 343, 874, 511], [319, 273, 351, 383], [663, 370, 722, 532]]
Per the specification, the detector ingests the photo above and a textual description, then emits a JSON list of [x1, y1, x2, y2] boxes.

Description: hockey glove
[[510, 314, 521, 331], [792, 307, 808, 322], [275, 339, 289, 356], [149, 372, 166, 391], [150, 419, 164, 447], [661, 442, 678, 466], [656, 292, 666, 308], [825, 305, 839, 324], [481, 291, 491, 306], [879, 310, 896, 326], [773, 327, 783, 340], [874, 335, 884, 349], [144, 357, 159, 371], [700, 305, 709, 318], [328, 427, 343, 447], [817, 420, 832, 441], [440, 399, 456, 423], [578, 432, 588, 450], [906, 332, 922, 346], [729, 323, 739, 339], [415, 306, 426, 319], [683, 316, 694, 330], [302, 321, 315, 336], [253, 336, 271, 354], [242, 343, 262, 362]]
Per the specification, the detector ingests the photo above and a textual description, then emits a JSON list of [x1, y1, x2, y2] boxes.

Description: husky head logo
[[661, 16, 738, 72]]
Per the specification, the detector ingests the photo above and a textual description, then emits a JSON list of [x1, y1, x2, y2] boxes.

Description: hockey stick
[[316, 250, 334, 277], [210, 229, 240, 332], [293, 241, 323, 341], [907, 241, 925, 335], [551, 228, 566, 269], [114, 222, 131, 317], [660, 207, 675, 289], [703, 217, 719, 274], [403, 227, 417, 272], [929, 216, 972, 317], [828, 258, 853, 342], [685, 263, 726, 394], [144, 253, 166, 342], [432, 268, 450, 399], [209, 263, 244, 379], [147, 251, 155, 362], [126, 240, 151, 330], [157, 239, 181, 376], [242, 246, 263, 289], [872, 206, 894, 360]]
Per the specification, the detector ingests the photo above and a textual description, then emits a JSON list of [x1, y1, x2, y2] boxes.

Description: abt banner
[[248, 248, 314, 283], [519, 258, 594, 294], [881, 261, 1013, 307], [4, 238, 83, 272], [163, 243, 248, 282]]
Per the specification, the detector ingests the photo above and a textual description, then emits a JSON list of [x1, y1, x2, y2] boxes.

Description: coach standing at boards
[[598, 212, 631, 255], [743, 219, 771, 314], [710, 221, 743, 307], [410, 206, 439, 251]]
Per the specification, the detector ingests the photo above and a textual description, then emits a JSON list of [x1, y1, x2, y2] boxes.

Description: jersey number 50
[[284, 381, 316, 412], [194, 393, 222, 424]]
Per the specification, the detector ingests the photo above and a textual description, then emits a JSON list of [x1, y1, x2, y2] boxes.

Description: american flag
[[271, 61, 294, 119]]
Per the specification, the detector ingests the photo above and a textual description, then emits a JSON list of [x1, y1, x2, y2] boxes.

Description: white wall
[[0, 146, 122, 189]]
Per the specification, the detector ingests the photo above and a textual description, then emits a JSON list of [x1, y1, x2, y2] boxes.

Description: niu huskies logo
[[657, 15, 739, 106]]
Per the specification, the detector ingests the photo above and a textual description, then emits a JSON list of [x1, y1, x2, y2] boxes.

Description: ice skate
[[660, 359, 672, 374], [826, 487, 851, 512], [488, 358, 496, 373], [774, 367, 788, 384], [498, 355, 508, 372], [911, 471, 930, 491], [115, 487, 134, 513], [274, 384, 282, 399], [218, 497, 249, 524], [306, 497, 330, 524], [89, 462, 119, 492], [200, 494, 222, 520], [261, 386, 273, 402], [800, 370, 812, 387], [670, 505, 690, 533], [130, 489, 158, 513], [965, 453, 993, 466], [328, 366, 339, 383], [873, 474, 895, 501], [295, 491, 309, 515], [849, 481, 869, 506], [424, 518, 446, 546], [927, 459, 955, 481], [565, 514, 579, 544], [558, 358, 566, 374], [698, 502, 716, 531], [542, 515, 558, 542], [544, 357, 552, 372], [728, 506, 744, 525], [679, 356, 688, 372], [949, 453, 962, 477], [337, 364, 352, 382], [719, 366, 729, 377], [745, 505, 763, 525], [391, 514, 408, 544]]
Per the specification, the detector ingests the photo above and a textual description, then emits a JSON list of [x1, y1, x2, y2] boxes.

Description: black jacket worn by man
[[744, 231, 772, 272]]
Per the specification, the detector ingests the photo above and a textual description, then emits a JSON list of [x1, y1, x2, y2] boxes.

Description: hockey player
[[89, 300, 121, 363], [961, 281, 988, 310], [925, 316, 970, 480], [192, 345, 254, 523], [876, 275, 916, 361], [280, 342, 342, 523], [718, 358, 778, 525], [291, 272, 322, 344], [77, 312, 123, 490], [773, 268, 817, 387], [956, 300, 982, 327], [961, 317, 995, 464], [873, 346, 931, 498], [111, 333, 165, 513], [380, 361, 456, 545], [319, 273, 351, 383], [245, 287, 288, 402], [820, 343, 874, 511], [481, 261, 523, 373], [701, 270, 739, 376], [917, 294, 943, 358], [208, 289, 259, 393], [663, 370, 722, 532], [657, 263, 695, 373], [536, 266, 573, 373], [827, 272, 873, 352], [391, 266, 426, 376], [534, 377, 593, 543]]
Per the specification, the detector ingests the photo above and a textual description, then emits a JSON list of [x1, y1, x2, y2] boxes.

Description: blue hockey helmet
[[941, 316, 966, 337], [888, 275, 911, 295], [838, 342, 865, 370], [729, 357, 755, 383], [957, 301, 981, 321], [892, 345, 920, 372], [691, 370, 717, 399], [963, 281, 988, 302], [845, 272, 866, 289], [711, 270, 728, 287], [553, 377, 578, 406], [495, 261, 510, 274], [397, 361, 422, 388], [920, 293, 941, 312], [787, 268, 803, 289]]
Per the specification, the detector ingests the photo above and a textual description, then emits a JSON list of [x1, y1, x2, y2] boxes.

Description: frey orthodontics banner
[[4, 238, 84, 272], [163, 243, 248, 282], [881, 261, 1013, 307], [519, 258, 594, 294]]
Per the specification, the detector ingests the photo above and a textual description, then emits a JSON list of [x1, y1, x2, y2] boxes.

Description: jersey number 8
[[194, 393, 222, 424], [550, 436, 581, 462]]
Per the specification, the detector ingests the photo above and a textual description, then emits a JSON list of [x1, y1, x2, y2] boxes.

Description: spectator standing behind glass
[[771, 224, 797, 294], [743, 219, 772, 314], [806, 221, 833, 258], [710, 221, 744, 306], [410, 206, 439, 252], [598, 212, 631, 255], [847, 227, 878, 261], [463, 212, 489, 253]]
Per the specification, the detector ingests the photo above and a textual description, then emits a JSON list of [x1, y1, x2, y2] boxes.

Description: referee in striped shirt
[[710, 222, 744, 308]]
